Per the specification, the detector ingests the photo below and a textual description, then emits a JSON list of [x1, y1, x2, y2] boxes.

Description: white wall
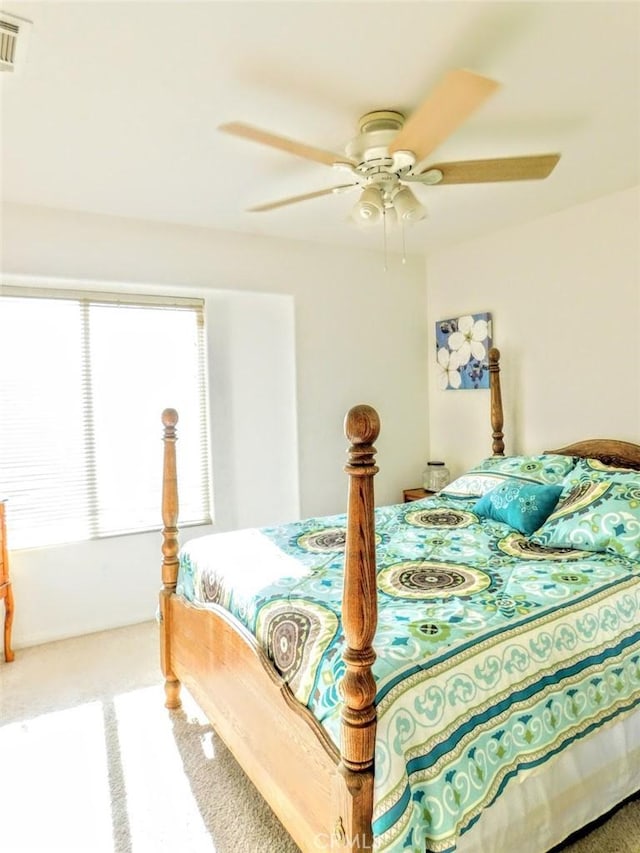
[[426, 186, 640, 478], [1, 202, 429, 649]]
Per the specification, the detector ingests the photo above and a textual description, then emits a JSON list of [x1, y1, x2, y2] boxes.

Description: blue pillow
[[474, 480, 563, 535]]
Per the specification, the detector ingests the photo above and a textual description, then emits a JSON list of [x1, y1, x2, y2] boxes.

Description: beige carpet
[[0, 622, 638, 853]]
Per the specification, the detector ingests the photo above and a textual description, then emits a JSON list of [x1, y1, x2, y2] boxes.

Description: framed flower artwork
[[435, 312, 493, 390]]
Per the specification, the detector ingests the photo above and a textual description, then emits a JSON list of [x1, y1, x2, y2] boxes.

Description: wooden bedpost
[[160, 407, 182, 710], [488, 347, 505, 456], [334, 404, 380, 851]]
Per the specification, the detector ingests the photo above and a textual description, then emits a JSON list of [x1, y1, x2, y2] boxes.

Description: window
[[0, 287, 211, 549]]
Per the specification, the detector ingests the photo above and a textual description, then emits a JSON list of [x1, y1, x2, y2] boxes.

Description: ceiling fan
[[219, 69, 561, 226]]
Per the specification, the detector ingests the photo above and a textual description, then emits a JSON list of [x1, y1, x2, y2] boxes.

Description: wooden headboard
[[545, 439, 640, 471]]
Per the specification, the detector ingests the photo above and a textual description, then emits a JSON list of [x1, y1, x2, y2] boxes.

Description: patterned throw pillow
[[441, 454, 577, 498], [531, 461, 640, 560], [566, 457, 639, 481], [474, 481, 563, 535]]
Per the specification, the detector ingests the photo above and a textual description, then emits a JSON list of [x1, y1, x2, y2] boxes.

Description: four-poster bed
[[158, 348, 640, 852]]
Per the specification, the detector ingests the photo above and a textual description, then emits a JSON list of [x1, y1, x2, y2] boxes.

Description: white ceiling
[[2, 1, 639, 255]]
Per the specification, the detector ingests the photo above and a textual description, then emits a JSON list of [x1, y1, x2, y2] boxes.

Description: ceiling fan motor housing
[[345, 110, 420, 208], [346, 110, 412, 167]]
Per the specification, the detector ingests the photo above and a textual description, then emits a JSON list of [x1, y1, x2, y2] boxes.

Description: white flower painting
[[435, 312, 493, 390]]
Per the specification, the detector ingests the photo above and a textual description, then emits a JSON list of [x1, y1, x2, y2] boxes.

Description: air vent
[[0, 10, 32, 73]]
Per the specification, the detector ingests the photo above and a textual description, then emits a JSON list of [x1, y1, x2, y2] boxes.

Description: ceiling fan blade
[[389, 69, 500, 163], [219, 122, 356, 168], [410, 153, 561, 184], [248, 184, 357, 212]]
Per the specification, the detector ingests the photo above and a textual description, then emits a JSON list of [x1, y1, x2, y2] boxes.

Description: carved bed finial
[[162, 406, 179, 431], [344, 404, 380, 448], [488, 348, 505, 456]]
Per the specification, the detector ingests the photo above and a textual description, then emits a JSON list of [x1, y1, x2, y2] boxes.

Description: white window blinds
[[0, 287, 211, 549]]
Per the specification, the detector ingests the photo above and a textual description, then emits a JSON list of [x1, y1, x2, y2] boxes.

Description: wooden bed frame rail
[[159, 347, 506, 851]]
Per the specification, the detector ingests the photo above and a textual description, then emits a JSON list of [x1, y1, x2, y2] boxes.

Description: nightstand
[[403, 488, 436, 503]]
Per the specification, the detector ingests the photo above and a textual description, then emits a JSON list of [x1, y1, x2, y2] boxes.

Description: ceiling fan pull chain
[[383, 207, 388, 271], [401, 219, 407, 265]]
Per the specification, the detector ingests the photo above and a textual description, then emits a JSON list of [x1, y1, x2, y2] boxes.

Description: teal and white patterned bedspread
[[176, 494, 640, 852]]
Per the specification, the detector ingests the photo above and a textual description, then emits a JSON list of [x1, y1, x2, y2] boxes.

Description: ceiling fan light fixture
[[391, 185, 426, 222], [353, 185, 384, 223]]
